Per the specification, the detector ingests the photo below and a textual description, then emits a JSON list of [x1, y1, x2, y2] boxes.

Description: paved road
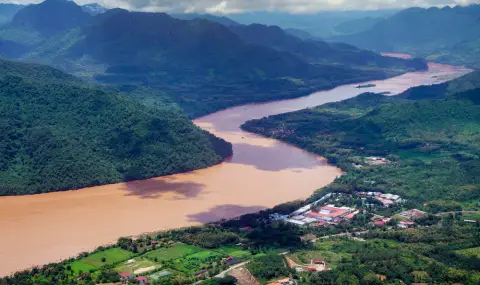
[[435, 211, 479, 216]]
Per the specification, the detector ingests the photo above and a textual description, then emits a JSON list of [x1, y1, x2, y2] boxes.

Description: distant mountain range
[[0, 0, 426, 118], [333, 5, 480, 68], [227, 10, 400, 38]]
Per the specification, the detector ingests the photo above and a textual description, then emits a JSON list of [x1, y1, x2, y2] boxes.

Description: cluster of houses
[[372, 209, 426, 228], [356, 191, 403, 207], [365, 157, 390, 165], [119, 273, 149, 284], [293, 260, 328, 273]]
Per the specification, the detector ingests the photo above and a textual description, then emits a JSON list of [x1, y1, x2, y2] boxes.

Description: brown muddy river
[[0, 58, 471, 276]]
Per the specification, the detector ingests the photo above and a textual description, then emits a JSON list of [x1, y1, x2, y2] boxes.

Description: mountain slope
[[0, 0, 90, 48], [170, 13, 240, 26], [10, 0, 90, 37], [0, 59, 232, 195], [0, 3, 24, 25], [334, 5, 480, 68], [25, 8, 425, 117], [81, 3, 107, 16], [228, 23, 427, 69]]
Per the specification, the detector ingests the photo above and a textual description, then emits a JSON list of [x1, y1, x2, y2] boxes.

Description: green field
[[79, 248, 133, 268], [144, 243, 203, 261], [211, 246, 251, 259], [114, 257, 160, 275], [68, 260, 97, 274]]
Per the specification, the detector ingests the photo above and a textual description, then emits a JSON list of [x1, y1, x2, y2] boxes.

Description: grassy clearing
[[210, 246, 251, 259], [455, 247, 480, 258], [69, 260, 97, 274], [80, 248, 133, 268], [143, 243, 203, 261], [114, 257, 160, 274]]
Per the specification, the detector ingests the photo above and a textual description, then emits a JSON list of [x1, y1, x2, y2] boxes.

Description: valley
[[0, 57, 470, 277]]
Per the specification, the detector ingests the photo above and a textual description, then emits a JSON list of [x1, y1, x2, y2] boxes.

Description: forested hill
[[228, 23, 427, 69], [23, 7, 425, 117], [242, 76, 480, 208], [7, 0, 91, 39], [0, 59, 232, 196], [333, 4, 480, 68]]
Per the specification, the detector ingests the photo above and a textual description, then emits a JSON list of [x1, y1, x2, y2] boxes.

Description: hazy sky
[[2, 0, 479, 13]]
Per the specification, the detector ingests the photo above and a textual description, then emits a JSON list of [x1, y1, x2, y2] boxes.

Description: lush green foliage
[[0, 59, 231, 195], [247, 255, 290, 283]]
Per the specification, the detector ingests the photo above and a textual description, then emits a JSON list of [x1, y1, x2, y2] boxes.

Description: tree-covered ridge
[[242, 79, 480, 206], [0, 59, 232, 195], [228, 23, 426, 70], [8, 0, 90, 38]]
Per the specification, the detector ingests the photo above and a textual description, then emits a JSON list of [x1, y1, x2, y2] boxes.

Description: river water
[[0, 58, 471, 276]]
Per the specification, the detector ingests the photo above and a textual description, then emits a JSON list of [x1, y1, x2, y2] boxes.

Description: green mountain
[[227, 10, 399, 38], [399, 70, 480, 100], [332, 16, 384, 35], [228, 23, 427, 69], [0, 59, 232, 196], [20, 8, 425, 117], [0, 3, 24, 26], [243, 73, 480, 205], [334, 5, 480, 68], [0, 0, 90, 47]]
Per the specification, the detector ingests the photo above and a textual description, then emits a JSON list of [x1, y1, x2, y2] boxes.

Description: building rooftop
[[307, 206, 351, 219]]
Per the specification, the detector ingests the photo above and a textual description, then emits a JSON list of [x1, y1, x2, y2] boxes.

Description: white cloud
[[1, 0, 479, 13]]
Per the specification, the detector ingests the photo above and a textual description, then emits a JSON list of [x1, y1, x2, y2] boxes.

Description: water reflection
[[124, 178, 206, 199], [187, 204, 267, 223]]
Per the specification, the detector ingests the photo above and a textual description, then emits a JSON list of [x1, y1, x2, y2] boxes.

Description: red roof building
[[135, 276, 149, 284], [307, 267, 317, 272], [119, 272, 131, 279], [306, 206, 352, 221]]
